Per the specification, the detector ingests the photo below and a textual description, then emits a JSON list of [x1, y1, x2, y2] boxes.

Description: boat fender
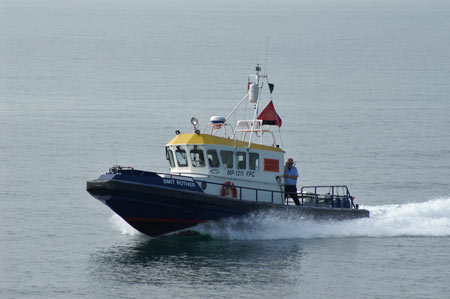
[[221, 181, 237, 199]]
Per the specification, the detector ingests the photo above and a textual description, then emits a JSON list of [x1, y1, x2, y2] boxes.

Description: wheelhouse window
[[249, 153, 259, 170], [166, 147, 175, 168], [220, 151, 233, 169], [236, 152, 246, 169], [207, 149, 220, 168], [190, 149, 205, 167], [175, 149, 188, 167]]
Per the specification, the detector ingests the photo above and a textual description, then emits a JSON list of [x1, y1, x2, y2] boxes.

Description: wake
[[193, 197, 450, 240], [110, 197, 450, 240]]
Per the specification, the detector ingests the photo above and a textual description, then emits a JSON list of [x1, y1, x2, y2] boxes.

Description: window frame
[[175, 148, 188, 167], [249, 152, 259, 171], [207, 149, 221, 168], [166, 147, 175, 168], [236, 152, 247, 169], [190, 149, 206, 168], [220, 150, 234, 169]]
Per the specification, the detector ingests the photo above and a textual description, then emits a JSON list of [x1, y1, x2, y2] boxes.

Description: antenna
[[264, 36, 269, 75]]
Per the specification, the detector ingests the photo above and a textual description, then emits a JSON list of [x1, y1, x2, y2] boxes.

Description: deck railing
[[160, 171, 282, 203], [108, 167, 357, 209]]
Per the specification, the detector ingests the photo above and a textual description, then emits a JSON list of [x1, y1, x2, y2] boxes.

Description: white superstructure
[[165, 65, 286, 203]]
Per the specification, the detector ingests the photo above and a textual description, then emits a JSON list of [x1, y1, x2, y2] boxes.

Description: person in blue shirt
[[283, 158, 300, 205]]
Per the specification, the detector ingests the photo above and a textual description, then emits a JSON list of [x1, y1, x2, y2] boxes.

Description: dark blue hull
[[86, 169, 369, 237], [86, 169, 260, 237]]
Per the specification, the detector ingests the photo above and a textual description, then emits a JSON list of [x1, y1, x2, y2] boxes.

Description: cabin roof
[[167, 133, 283, 152]]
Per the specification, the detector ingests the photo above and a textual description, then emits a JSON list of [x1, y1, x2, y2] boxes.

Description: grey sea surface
[[1, 0, 450, 298]]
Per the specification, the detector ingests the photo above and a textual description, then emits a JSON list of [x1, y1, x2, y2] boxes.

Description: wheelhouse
[[166, 135, 283, 179]]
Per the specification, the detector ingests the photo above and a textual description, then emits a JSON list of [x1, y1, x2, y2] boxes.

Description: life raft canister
[[221, 181, 237, 199]]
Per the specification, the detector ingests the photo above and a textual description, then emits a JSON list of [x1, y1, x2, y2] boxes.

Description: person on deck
[[284, 158, 300, 205]]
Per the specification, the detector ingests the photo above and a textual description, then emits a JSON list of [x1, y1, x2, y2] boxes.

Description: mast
[[205, 64, 281, 148], [247, 64, 263, 148]]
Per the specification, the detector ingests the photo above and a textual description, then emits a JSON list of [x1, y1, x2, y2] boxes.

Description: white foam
[[109, 214, 140, 236], [193, 197, 450, 240], [108, 197, 450, 239]]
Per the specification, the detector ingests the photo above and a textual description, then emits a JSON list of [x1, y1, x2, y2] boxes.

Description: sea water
[[1, 0, 450, 298]]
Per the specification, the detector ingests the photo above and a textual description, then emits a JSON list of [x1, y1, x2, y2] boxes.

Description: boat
[[86, 65, 369, 237]]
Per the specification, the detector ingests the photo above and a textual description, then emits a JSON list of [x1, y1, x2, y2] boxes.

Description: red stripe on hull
[[124, 217, 206, 237], [124, 217, 204, 224]]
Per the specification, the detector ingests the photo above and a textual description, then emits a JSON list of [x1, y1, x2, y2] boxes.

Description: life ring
[[221, 181, 237, 199]]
